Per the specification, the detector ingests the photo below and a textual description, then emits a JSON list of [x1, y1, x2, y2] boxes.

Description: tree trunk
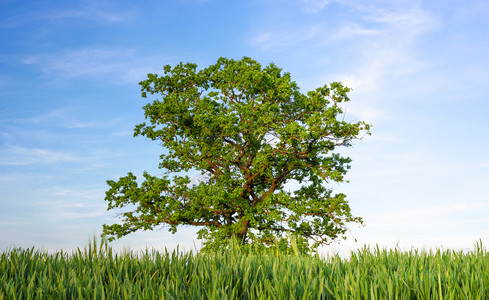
[[237, 219, 249, 243]]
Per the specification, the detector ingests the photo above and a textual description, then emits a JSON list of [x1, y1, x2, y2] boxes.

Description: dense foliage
[[1, 240, 488, 299], [102, 57, 370, 252]]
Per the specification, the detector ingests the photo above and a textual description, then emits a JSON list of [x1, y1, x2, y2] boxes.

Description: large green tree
[[103, 57, 370, 253]]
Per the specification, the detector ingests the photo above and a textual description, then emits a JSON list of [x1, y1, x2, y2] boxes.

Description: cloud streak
[[34, 188, 108, 220], [0, 0, 137, 28], [22, 48, 135, 79], [300, 0, 333, 13], [0, 146, 83, 166], [366, 201, 489, 227], [21, 47, 170, 85], [250, 24, 325, 51], [334, 7, 437, 91]]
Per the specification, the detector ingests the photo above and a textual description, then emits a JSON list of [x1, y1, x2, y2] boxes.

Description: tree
[[102, 57, 371, 253]]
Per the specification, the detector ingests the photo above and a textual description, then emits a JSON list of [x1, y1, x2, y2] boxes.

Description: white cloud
[[330, 23, 384, 40], [22, 47, 170, 85], [250, 4, 438, 110], [22, 48, 135, 79], [32, 188, 108, 220], [250, 24, 324, 51], [18, 107, 94, 129], [122, 65, 167, 85], [0, 0, 137, 28], [45, 7, 133, 24], [300, 0, 333, 13], [368, 8, 437, 36], [50, 188, 102, 200], [366, 201, 489, 228], [0, 145, 83, 166], [320, 198, 489, 258], [342, 100, 383, 124], [315, 6, 438, 122]]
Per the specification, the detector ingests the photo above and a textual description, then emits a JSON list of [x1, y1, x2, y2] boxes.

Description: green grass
[[1, 239, 487, 299]]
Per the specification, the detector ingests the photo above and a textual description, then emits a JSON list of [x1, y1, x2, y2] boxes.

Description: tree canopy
[[102, 57, 371, 253]]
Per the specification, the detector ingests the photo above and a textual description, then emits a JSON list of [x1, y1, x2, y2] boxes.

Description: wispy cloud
[[22, 47, 169, 84], [251, 5, 437, 124], [367, 201, 489, 227], [250, 24, 324, 51], [366, 7, 438, 39], [0, 185, 109, 251], [1, 0, 137, 28], [22, 48, 135, 79], [34, 188, 107, 220], [17, 107, 94, 129], [44, 5, 135, 24], [250, 3, 437, 94], [300, 0, 333, 13], [0, 145, 83, 166], [334, 7, 437, 91], [330, 23, 384, 40]]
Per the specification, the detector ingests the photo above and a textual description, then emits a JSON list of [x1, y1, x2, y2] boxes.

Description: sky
[[1, 0, 488, 258]]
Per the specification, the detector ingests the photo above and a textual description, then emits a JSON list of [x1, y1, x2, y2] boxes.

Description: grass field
[[1, 239, 488, 299]]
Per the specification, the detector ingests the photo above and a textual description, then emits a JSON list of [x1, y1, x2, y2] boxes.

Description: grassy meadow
[[1, 239, 488, 299]]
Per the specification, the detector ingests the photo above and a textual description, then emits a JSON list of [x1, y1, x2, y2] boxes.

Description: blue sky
[[1, 0, 488, 257]]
